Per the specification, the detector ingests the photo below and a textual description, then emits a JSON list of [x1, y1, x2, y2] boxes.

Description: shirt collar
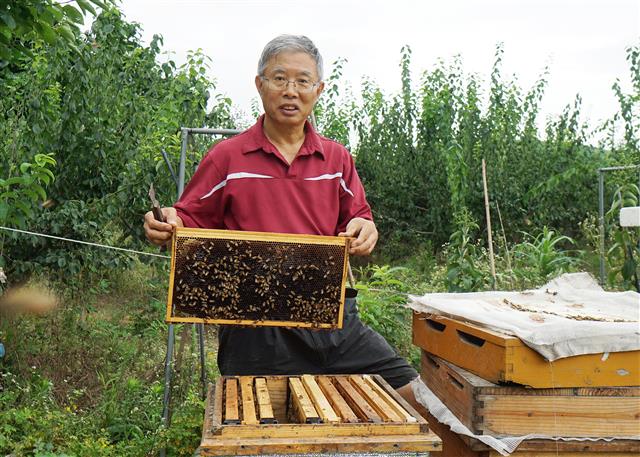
[[241, 114, 325, 160]]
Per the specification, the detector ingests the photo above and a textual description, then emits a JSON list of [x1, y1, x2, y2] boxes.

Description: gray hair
[[257, 35, 324, 81]]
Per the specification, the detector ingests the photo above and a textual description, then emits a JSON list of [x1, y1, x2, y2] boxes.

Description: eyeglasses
[[260, 76, 319, 93]]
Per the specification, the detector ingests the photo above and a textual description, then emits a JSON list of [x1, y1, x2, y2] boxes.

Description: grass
[[0, 262, 210, 456]]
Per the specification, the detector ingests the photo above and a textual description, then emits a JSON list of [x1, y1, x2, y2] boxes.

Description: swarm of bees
[[171, 238, 345, 326]]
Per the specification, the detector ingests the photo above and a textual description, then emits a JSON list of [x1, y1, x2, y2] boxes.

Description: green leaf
[[77, 0, 98, 15], [32, 183, 47, 201], [14, 200, 32, 218], [57, 24, 77, 42], [0, 26, 11, 40], [37, 21, 57, 44], [0, 12, 16, 30], [62, 5, 84, 24], [3, 177, 24, 187], [0, 202, 8, 221]]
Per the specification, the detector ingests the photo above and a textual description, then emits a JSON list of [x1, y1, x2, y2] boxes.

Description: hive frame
[[166, 227, 351, 329]]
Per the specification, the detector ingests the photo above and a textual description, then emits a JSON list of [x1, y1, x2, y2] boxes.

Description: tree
[[0, 0, 110, 67]]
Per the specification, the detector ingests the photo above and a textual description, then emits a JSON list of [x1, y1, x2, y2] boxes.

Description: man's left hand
[[338, 218, 378, 256]]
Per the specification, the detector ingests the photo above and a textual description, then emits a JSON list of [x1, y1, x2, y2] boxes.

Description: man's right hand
[[144, 207, 184, 246]]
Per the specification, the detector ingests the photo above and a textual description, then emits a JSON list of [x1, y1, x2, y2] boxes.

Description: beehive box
[[421, 351, 640, 437], [419, 407, 640, 457], [413, 313, 640, 388], [199, 374, 441, 455], [167, 227, 350, 328]]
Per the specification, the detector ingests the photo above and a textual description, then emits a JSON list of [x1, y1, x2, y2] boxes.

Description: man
[[144, 35, 417, 398]]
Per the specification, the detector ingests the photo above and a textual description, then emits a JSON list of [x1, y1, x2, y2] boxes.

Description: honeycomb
[[167, 228, 349, 328]]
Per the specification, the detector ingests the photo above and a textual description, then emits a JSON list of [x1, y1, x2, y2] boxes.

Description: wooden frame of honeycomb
[[166, 227, 350, 329]]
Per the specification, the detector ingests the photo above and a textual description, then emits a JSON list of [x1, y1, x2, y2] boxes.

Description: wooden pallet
[[200, 374, 442, 455], [421, 351, 640, 437], [413, 312, 640, 388]]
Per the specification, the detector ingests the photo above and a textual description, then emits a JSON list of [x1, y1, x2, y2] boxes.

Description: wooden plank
[[167, 316, 340, 329], [333, 376, 382, 423], [371, 374, 429, 429], [301, 375, 340, 423], [200, 432, 442, 456], [422, 352, 640, 437], [210, 381, 223, 428], [203, 382, 220, 440], [289, 377, 321, 424], [215, 422, 422, 439], [421, 351, 481, 432], [349, 375, 403, 422], [362, 374, 417, 423], [265, 376, 287, 424], [477, 395, 640, 436], [238, 376, 258, 425], [224, 378, 240, 425], [176, 226, 349, 246], [316, 375, 359, 423], [413, 312, 640, 388], [254, 377, 276, 424]]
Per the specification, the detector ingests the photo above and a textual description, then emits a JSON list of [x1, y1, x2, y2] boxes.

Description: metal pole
[[197, 323, 206, 399], [160, 129, 190, 457], [598, 165, 640, 172], [178, 129, 189, 195], [159, 323, 174, 457], [598, 170, 606, 286], [597, 164, 640, 288], [160, 149, 179, 190], [161, 128, 240, 456], [183, 127, 241, 135]]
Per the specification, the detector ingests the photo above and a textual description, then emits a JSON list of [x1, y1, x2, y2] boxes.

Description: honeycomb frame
[[166, 227, 350, 329]]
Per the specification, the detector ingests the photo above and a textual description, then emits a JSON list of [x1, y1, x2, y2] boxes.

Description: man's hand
[[144, 207, 184, 246], [338, 218, 378, 256]]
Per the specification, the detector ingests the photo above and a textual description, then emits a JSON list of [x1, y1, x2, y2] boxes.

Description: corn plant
[[513, 227, 579, 279]]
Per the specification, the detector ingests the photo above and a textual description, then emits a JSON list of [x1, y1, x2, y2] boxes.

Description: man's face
[[255, 51, 324, 128]]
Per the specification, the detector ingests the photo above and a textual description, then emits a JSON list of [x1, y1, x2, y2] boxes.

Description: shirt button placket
[[287, 161, 297, 178]]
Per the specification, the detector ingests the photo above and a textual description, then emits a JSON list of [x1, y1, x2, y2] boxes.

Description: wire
[[0, 226, 171, 259]]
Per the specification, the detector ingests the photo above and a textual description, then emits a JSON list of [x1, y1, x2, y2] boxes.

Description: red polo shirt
[[174, 116, 372, 236]]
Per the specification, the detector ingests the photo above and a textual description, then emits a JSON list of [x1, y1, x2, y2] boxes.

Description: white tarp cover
[[408, 272, 640, 361]]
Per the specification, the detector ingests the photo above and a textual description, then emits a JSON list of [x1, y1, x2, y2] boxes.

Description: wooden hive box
[[200, 374, 442, 455], [418, 406, 640, 457], [167, 227, 350, 329], [421, 351, 640, 437], [413, 312, 640, 388]]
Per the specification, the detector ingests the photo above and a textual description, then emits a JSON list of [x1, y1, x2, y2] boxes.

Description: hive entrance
[[167, 228, 349, 328]]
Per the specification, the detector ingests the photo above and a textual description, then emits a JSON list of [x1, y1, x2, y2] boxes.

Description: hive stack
[[412, 313, 640, 456]]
